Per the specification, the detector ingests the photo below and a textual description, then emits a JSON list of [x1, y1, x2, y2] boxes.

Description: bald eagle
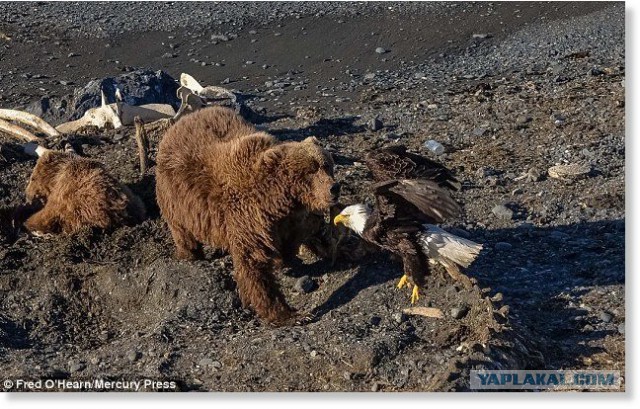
[[334, 145, 482, 304]]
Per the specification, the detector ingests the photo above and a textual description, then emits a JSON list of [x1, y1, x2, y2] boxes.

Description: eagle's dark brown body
[[361, 145, 464, 297]]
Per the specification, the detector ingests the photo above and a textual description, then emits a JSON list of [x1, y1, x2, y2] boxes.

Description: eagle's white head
[[333, 204, 371, 236]]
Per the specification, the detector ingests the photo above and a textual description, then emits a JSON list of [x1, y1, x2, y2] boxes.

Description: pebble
[[375, 47, 387, 54], [516, 115, 532, 125], [599, 311, 614, 323], [548, 164, 591, 179], [413, 72, 426, 79], [492, 204, 514, 220], [472, 127, 487, 137], [494, 242, 513, 251], [210, 33, 230, 42], [581, 148, 594, 159], [69, 361, 86, 373], [549, 62, 565, 75], [526, 167, 543, 182], [392, 312, 407, 324], [369, 116, 383, 131], [198, 357, 213, 367], [127, 350, 142, 362], [618, 323, 625, 335], [294, 275, 316, 293], [371, 382, 380, 392], [364, 73, 376, 80], [472, 33, 491, 39], [424, 140, 445, 155], [450, 306, 469, 319], [310, 350, 318, 358]]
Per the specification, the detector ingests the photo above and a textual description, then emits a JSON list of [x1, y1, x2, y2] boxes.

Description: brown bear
[[155, 106, 340, 324], [23, 148, 146, 235]]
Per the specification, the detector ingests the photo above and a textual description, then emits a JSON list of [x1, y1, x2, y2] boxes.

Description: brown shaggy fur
[[156, 106, 338, 324], [23, 151, 146, 235]]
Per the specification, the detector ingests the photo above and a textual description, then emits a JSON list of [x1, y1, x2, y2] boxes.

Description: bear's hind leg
[[168, 221, 204, 260]]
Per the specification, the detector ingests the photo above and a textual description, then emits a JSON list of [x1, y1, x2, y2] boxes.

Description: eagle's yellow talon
[[397, 275, 408, 289], [410, 285, 420, 304]]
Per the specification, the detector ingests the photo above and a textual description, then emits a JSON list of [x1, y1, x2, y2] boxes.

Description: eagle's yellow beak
[[333, 214, 348, 226]]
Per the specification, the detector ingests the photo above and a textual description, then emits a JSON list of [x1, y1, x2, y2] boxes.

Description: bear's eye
[[308, 160, 320, 173]]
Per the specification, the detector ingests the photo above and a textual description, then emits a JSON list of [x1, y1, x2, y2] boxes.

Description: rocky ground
[[0, 2, 625, 391]]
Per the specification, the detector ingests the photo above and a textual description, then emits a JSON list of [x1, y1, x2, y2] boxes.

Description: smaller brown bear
[[22, 143, 146, 236], [156, 106, 340, 325]]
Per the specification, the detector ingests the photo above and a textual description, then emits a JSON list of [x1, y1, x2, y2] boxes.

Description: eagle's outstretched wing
[[364, 145, 461, 191]]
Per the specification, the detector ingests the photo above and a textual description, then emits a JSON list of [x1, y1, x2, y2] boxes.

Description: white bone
[[101, 89, 108, 107], [53, 102, 174, 134], [119, 103, 175, 125], [180, 73, 204, 94], [0, 109, 60, 138], [0, 118, 43, 142]]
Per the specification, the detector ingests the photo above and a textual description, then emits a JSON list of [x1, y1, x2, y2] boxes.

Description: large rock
[[69, 69, 180, 120]]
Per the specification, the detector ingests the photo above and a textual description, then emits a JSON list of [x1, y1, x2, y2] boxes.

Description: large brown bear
[[23, 150, 146, 235], [155, 106, 339, 324]]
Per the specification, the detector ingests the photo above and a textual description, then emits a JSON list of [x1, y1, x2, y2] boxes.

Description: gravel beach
[[0, 2, 625, 391]]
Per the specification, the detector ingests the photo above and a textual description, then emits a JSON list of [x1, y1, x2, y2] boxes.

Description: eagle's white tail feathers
[[419, 224, 483, 268]]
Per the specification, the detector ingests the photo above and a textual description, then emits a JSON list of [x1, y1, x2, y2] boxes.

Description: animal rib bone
[[0, 109, 61, 138], [0, 118, 44, 142], [402, 306, 445, 319]]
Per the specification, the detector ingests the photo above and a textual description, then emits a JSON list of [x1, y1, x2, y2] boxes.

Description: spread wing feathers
[[373, 179, 461, 229], [364, 145, 461, 191]]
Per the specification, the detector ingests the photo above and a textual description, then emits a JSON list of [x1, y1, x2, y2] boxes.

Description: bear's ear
[[256, 147, 282, 172], [303, 136, 320, 145]]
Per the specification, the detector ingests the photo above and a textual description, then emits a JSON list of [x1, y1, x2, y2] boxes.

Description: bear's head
[[260, 137, 339, 214], [25, 151, 70, 203]]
